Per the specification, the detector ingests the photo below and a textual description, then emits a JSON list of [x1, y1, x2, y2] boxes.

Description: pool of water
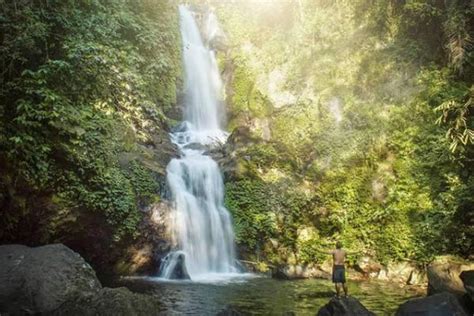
[[116, 275, 422, 315]]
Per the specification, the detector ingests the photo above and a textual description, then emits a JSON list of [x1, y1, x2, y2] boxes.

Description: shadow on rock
[[395, 292, 469, 316]]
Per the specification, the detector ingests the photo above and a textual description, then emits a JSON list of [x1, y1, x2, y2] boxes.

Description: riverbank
[[2, 244, 473, 315]]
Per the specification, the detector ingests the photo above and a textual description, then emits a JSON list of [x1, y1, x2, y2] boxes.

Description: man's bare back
[[332, 249, 346, 266]]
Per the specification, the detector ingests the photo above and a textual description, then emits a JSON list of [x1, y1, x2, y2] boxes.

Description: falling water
[[160, 6, 238, 280]]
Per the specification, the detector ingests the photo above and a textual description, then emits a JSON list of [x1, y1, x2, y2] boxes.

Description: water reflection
[[118, 277, 421, 315]]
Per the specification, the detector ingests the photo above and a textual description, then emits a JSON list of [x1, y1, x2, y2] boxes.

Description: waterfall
[[159, 5, 238, 280]]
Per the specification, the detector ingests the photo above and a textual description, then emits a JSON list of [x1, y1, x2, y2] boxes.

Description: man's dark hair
[[336, 241, 343, 249]]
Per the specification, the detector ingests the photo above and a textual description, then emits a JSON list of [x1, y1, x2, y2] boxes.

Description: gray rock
[[460, 270, 474, 301], [169, 253, 190, 280], [272, 266, 291, 280], [354, 256, 383, 277], [427, 256, 474, 296], [460, 270, 474, 313], [395, 292, 468, 316], [317, 296, 375, 316], [0, 244, 101, 314], [0, 244, 161, 315], [116, 202, 174, 276]]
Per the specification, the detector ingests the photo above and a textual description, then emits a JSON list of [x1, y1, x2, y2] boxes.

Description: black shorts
[[332, 265, 346, 283]]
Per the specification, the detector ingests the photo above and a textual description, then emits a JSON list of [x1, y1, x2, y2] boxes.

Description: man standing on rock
[[318, 241, 350, 298]]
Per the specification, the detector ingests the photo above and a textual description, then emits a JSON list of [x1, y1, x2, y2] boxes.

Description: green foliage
[[126, 160, 160, 206], [217, 0, 473, 266], [0, 0, 181, 247], [225, 180, 277, 249], [225, 177, 316, 264], [228, 56, 272, 130]]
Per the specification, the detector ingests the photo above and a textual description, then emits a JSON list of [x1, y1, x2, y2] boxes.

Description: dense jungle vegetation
[[0, 0, 472, 273], [0, 0, 181, 270], [214, 0, 473, 266]]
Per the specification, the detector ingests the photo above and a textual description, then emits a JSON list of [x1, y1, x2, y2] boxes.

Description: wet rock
[[354, 256, 383, 278], [234, 260, 247, 273], [395, 292, 468, 316], [169, 253, 191, 280], [272, 265, 291, 280], [0, 244, 101, 314], [184, 142, 209, 151], [427, 256, 474, 296], [317, 296, 375, 316], [54, 287, 161, 316]]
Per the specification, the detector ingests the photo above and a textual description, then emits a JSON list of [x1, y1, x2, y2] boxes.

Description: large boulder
[[169, 252, 190, 280], [160, 251, 190, 280], [395, 292, 468, 316], [0, 244, 161, 315], [317, 297, 375, 316], [353, 258, 425, 285], [427, 256, 474, 296], [381, 261, 425, 285], [0, 244, 101, 314]]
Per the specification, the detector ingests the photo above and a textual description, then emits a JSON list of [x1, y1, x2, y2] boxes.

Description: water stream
[[159, 5, 238, 281]]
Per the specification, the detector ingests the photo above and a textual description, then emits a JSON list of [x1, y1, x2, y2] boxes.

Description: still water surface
[[118, 275, 422, 315]]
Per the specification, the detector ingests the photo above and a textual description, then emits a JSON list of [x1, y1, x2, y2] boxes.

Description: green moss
[[125, 160, 160, 206]]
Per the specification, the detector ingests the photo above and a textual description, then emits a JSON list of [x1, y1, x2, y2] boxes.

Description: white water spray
[[160, 6, 238, 281]]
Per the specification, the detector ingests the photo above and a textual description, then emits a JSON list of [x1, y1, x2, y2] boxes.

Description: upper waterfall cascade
[[159, 6, 239, 281]]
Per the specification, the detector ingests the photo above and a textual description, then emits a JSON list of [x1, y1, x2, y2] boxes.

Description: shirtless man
[[320, 241, 349, 297]]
